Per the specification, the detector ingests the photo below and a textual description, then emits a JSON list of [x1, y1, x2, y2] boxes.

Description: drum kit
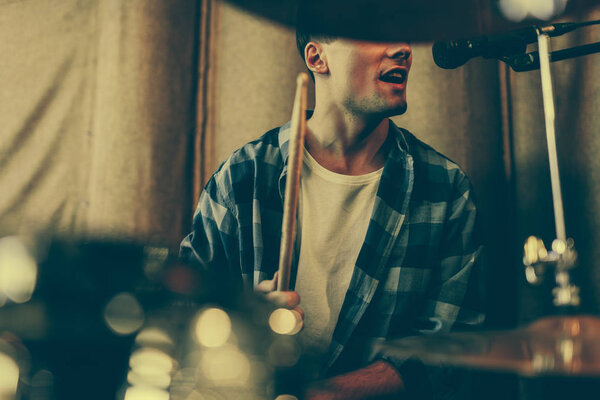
[[0, 0, 599, 399]]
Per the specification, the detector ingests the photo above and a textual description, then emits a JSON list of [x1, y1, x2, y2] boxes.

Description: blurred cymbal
[[224, 0, 599, 42], [380, 316, 600, 376]]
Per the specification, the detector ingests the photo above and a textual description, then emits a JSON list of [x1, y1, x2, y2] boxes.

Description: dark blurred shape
[[15, 239, 149, 400], [0, 238, 188, 399], [224, 0, 599, 42], [0, 237, 321, 399]]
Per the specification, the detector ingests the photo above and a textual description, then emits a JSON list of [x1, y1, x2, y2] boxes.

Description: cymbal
[[379, 316, 600, 376], [223, 0, 599, 42]]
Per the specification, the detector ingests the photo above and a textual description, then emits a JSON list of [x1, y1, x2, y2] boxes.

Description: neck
[[305, 104, 390, 175]]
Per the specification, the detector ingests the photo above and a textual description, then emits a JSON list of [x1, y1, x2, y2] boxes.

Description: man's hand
[[303, 361, 405, 400], [256, 272, 304, 321]]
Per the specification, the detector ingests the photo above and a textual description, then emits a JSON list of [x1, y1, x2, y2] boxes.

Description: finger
[[256, 278, 276, 293], [256, 272, 279, 293], [292, 306, 304, 321], [265, 290, 300, 308]]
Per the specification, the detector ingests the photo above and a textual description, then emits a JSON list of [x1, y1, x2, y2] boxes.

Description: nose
[[386, 43, 412, 60]]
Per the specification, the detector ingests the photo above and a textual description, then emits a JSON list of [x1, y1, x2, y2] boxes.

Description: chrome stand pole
[[522, 31, 579, 308], [537, 30, 566, 242]]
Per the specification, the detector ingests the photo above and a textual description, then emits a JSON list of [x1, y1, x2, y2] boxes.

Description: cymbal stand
[[522, 29, 579, 308]]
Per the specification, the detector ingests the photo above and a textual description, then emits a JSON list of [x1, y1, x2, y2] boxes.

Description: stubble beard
[[343, 94, 407, 119]]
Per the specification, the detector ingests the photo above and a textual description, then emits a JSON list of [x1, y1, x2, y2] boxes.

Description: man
[[181, 16, 484, 400]]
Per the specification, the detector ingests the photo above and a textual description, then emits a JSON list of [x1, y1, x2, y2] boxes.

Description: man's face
[[320, 39, 412, 118]]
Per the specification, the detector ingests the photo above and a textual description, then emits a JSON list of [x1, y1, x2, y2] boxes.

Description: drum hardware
[[380, 315, 600, 376], [521, 28, 581, 309], [504, 40, 600, 72], [523, 236, 579, 307], [380, 28, 600, 379]]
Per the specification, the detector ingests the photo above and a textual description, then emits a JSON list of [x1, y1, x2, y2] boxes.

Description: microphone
[[432, 23, 580, 69]]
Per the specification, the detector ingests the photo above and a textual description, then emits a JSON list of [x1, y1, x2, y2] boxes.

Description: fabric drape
[[0, 0, 199, 248]]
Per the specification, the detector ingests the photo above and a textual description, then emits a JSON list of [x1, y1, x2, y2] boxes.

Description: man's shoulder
[[204, 126, 285, 205], [219, 127, 282, 169], [398, 129, 460, 171], [398, 127, 469, 183], [393, 127, 473, 202], [211, 126, 284, 180]]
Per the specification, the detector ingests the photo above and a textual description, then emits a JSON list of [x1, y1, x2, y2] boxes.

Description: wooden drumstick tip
[[296, 72, 309, 86]]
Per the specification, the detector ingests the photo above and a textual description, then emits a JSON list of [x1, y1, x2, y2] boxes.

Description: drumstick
[[277, 72, 309, 292]]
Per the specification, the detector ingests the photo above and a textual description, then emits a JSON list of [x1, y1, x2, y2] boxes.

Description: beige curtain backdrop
[[0, 0, 198, 248]]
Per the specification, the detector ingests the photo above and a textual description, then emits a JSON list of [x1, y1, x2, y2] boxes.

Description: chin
[[345, 96, 407, 118], [383, 102, 407, 117]]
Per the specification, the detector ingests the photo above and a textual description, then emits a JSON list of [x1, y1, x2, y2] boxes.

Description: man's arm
[[423, 172, 484, 332], [355, 173, 483, 400], [180, 177, 242, 289], [303, 360, 405, 400]]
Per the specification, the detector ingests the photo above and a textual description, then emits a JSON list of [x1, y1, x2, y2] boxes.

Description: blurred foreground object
[[380, 315, 600, 376], [0, 236, 316, 399], [224, 0, 599, 41]]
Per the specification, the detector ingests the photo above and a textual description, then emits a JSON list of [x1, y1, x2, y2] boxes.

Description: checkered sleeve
[[377, 172, 485, 400], [419, 172, 485, 333], [179, 172, 243, 288]]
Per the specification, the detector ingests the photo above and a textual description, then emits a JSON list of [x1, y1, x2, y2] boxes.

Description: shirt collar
[[278, 113, 410, 167]]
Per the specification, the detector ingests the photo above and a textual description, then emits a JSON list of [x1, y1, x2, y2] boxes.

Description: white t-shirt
[[295, 149, 382, 354]]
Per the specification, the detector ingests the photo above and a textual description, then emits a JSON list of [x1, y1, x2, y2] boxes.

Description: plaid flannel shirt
[[180, 119, 484, 376]]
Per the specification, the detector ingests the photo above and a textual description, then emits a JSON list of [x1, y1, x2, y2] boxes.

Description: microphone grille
[[432, 41, 470, 69]]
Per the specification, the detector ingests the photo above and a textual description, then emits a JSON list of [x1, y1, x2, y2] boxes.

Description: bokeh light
[[127, 347, 175, 397], [498, 0, 569, 22], [103, 292, 145, 335], [194, 308, 232, 347], [0, 236, 38, 304], [200, 345, 250, 385], [124, 386, 169, 400], [135, 327, 174, 348], [559, 338, 575, 366], [0, 352, 19, 396], [553, 239, 567, 254], [127, 369, 171, 389], [129, 347, 175, 375], [498, 0, 528, 22], [268, 308, 302, 335]]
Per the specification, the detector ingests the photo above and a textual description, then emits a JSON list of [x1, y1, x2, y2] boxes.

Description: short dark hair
[[295, 4, 336, 79]]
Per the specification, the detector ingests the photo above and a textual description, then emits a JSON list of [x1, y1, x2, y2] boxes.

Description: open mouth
[[379, 69, 407, 85]]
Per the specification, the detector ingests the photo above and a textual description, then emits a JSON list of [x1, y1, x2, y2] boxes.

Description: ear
[[305, 42, 329, 76]]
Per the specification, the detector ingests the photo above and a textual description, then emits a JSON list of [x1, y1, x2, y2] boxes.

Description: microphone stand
[[521, 30, 580, 310], [503, 41, 600, 72]]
